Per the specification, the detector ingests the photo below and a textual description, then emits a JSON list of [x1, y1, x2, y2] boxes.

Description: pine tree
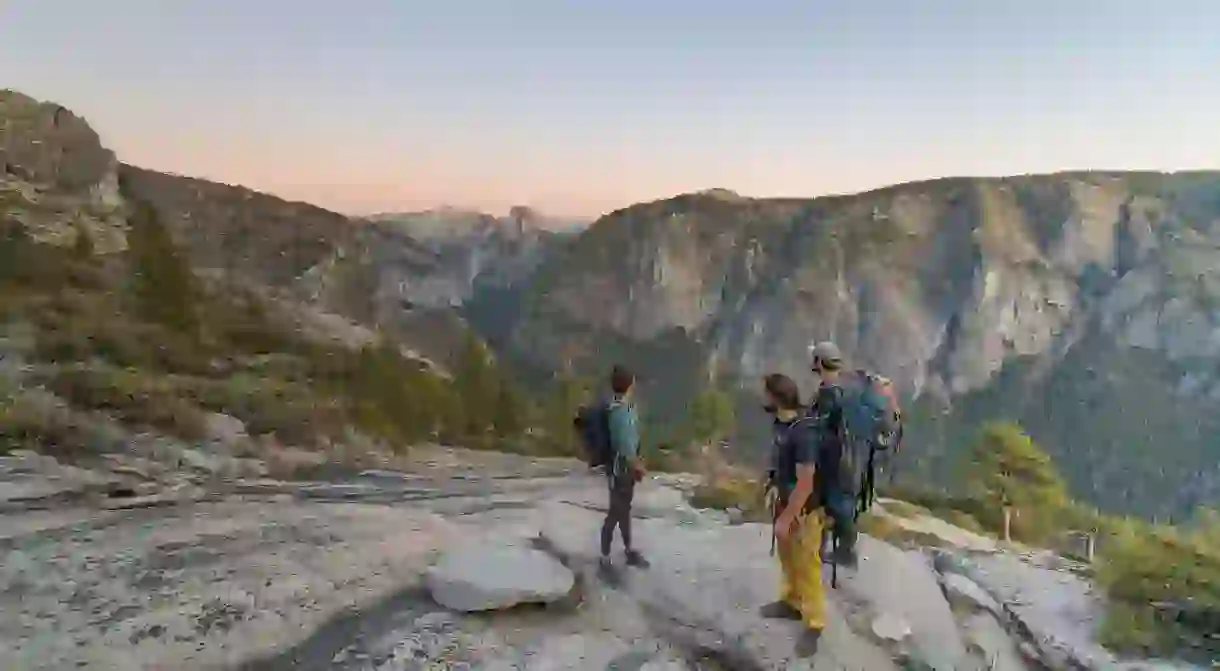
[[452, 333, 499, 441], [71, 225, 95, 259], [491, 382, 526, 438], [964, 421, 1070, 542], [126, 200, 200, 335], [533, 373, 594, 456], [685, 388, 736, 447]]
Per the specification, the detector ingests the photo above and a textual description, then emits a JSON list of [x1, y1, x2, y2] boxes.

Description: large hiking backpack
[[573, 402, 614, 469], [838, 370, 903, 518]]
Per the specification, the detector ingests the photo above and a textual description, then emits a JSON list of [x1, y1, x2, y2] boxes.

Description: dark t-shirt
[[772, 415, 817, 507]]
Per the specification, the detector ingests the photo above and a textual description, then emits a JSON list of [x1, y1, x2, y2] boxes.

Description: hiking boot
[[794, 628, 823, 657], [758, 601, 802, 621], [599, 555, 614, 569], [624, 550, 650, 568], [833, 543, 859, 568]]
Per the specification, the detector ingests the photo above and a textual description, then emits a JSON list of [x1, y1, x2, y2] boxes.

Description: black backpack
[[573, 402, 614, 469]]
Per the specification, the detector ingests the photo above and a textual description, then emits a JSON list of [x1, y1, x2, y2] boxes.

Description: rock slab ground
[[0, 446, 1206, 671]]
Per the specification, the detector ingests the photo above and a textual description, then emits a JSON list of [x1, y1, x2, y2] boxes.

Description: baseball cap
[[809, 341, 843, 365]]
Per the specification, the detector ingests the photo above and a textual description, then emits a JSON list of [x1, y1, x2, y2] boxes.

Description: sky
[[2, 0, 1219, 218]]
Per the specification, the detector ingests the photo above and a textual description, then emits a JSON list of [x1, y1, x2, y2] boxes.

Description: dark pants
[[824, 489, 858, 559], [600, 472, 635, 556]]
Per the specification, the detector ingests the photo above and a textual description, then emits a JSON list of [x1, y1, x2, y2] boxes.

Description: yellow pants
[[776, 509, 827, 630]]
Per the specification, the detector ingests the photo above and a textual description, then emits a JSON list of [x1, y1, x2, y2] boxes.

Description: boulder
[[203, 413, 248, 447], [631, 482, 691, 517], [872, 612, 913, 642], [940, 571, 1002, 615], [426, 542, 574, 612]]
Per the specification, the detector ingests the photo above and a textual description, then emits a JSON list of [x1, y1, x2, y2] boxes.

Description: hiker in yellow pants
[[758, 373, 825, 658], [776, 508, 827, 632]]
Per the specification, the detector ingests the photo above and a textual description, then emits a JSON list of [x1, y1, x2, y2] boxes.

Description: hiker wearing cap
[[757, 372, 826, 658], [808, 341, 859, 568]]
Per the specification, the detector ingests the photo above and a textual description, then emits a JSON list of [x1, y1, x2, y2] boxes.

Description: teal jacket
[[607, 396, 639, 474]]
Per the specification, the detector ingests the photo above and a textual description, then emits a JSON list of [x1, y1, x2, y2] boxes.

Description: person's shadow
[[596, 559, 626, 589]]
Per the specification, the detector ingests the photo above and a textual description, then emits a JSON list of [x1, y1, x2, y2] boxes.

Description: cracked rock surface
[[0, 447, 1202, 670]]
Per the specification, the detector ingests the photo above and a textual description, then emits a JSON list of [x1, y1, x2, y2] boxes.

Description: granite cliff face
[[366, 207, 583, 309], [486, 175, 1220, 517]]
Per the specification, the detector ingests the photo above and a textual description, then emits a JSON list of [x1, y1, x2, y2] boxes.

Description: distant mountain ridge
[[367, 206, 588, 240], [7, 86, 1219, 520], [476, 172, 1220, 519], [363, 207, 586, 308]]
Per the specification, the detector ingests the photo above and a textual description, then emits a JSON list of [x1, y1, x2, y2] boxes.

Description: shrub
[[0, 391, 102, 457], [944, 509, 986, 534], [858, 512, 950, 550], [880, 499, 931, 520], [44, 367, 208, 441], [1095, 520, 1220, 662], [690, 475, 770, 521], [881, 483, 995, 536], [26, 290, 216, 374], [179, 374, 347, 447]]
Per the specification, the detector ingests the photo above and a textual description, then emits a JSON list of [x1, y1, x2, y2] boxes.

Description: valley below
[[4, 87, 1220, 670]]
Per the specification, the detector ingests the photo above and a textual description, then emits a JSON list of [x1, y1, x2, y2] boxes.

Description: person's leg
[[790, 510, 827, 657], [760, 533, 803, 619], [601, 476, 622, 558], [828, 491, 859, 567], [619, 475, 650, 567]]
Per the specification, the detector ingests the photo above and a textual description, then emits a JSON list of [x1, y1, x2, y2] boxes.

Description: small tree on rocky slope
[[126, 199, 200, 336], [963, 421, 1070, 543]]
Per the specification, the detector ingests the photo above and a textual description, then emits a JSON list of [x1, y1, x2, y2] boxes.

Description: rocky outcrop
[[0, 447, 1205, 670], [0, 89, 127, 253]]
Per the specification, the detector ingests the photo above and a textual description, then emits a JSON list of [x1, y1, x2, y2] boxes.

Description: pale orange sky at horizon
[[4, 1, 1217, 221]]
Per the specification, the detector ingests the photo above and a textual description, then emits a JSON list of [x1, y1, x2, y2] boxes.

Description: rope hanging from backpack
[[764, 478, 779, 557], [820, 521, 840, 589]]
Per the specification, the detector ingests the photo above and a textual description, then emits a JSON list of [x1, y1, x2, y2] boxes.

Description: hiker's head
[[762, 373, 801, 414], [810, 341, 843, 378], [610, 364, 635, 399]]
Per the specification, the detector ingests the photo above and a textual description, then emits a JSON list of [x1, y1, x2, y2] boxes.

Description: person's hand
[[763, 485, 778, 510], [631, 460, 647, 481], [774, 512, 795, 541]]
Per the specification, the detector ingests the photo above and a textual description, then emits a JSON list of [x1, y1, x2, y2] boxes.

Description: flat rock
[[426, 542, 575, 612]]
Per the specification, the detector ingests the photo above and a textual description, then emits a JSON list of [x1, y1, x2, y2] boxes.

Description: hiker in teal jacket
[[608, 395, 639, 474], [600, 365, 649, 568]]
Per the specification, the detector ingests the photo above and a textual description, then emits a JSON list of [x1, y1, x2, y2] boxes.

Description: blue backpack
[[573, 402, 614, 469], [838, 370, 903, 516]]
